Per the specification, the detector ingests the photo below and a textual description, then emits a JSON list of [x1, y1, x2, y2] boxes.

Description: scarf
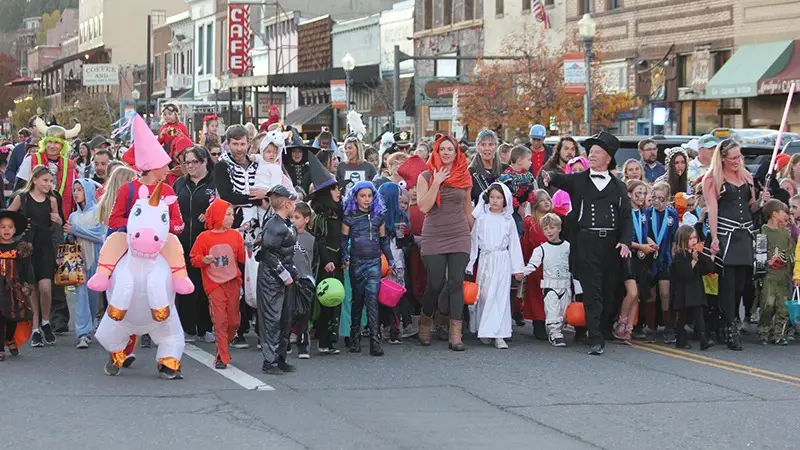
[[428, 135, 472, 207]]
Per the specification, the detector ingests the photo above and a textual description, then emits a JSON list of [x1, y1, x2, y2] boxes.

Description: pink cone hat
[[124, 114, 172, 171]]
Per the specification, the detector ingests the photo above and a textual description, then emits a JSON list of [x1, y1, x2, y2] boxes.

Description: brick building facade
[[413, 0, 483, 137]]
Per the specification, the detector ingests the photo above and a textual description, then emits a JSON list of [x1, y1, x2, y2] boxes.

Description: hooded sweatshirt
[[190, 199, 246, 293], [68, 178, 107, 270]]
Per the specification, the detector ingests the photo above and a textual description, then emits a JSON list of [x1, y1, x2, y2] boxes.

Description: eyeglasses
[[184, 159, 201, 166]]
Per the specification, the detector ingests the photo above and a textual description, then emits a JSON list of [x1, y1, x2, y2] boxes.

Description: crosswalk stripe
[[183, 343, 275, 391]]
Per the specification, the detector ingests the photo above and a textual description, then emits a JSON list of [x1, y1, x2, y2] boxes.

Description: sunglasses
[[210, 152, 221, 156]]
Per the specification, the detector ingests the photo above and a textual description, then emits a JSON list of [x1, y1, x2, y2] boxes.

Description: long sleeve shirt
[[107, 180, 183, 234], [190, 229, 246, 293]]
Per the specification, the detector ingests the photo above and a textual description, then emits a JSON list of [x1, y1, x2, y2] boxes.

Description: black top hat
[[307, 152, 337, 195], [583, 131, 620, 159], [393, 130, 412, 146], [0, 210, 27, 236], [267, 184, 298, 201]]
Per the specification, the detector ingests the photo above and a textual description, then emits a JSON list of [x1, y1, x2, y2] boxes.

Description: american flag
[[533, 0, 551, 29]]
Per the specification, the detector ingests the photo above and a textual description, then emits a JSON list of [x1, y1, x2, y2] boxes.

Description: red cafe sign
[[228, 5, 252, 76], [758, 78, 800, 95]]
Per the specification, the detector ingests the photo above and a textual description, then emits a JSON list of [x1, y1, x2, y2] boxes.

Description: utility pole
[[146, 14, 153, 125]]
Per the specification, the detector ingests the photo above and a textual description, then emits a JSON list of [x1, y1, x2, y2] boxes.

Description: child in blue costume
[[341, 181, 394, 357]]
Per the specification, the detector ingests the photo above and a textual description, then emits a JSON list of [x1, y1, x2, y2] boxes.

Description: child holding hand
[[190, 199, 246, 369]]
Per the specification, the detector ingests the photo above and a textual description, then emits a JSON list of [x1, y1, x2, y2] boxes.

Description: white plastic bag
[[244, 248, 259, 308]]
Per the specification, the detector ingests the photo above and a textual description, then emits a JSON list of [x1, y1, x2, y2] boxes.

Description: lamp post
[[7, 110, 13, 141], [211, 77, 221, 113], [73, 100, 80, 109], [578, 13, 596, 135], [341, 53, 356, 113]]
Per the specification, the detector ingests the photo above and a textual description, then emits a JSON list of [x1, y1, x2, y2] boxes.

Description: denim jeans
[[75, 262, 99, 337], [349, 259, 381, 337]]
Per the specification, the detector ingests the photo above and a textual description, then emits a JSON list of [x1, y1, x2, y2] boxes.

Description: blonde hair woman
[[97, 166, 137, 225], [621, 158, 645, 182], [701, 138, 768, 351]]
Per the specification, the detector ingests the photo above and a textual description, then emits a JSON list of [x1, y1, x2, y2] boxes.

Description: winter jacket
[[173, 171, 217, 252]]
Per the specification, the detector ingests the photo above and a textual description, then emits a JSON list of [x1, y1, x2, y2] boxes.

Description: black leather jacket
[[256, 214, 298, 282]]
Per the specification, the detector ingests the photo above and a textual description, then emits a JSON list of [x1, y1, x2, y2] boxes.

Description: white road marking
[[183, 344, 275, 391]]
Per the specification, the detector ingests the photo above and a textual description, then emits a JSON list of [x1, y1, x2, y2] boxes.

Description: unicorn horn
[[149, 181, 163, 206]]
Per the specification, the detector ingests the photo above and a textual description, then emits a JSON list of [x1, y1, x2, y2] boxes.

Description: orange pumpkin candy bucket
[[565, 302, 586, 327], [462, 281, 479, 305]]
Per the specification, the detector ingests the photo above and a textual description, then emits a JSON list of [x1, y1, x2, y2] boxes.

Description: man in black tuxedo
[[541, 131, 632, 355]]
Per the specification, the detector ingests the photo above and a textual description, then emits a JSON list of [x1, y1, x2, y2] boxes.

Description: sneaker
[[277, 361, 296, 373], [645, 330, 657, 344], [775, 338, 789, 346], [104, 358, 121, 376], [203, 332, 216, 343], [31, 330, 44, 347], [54, 325, 69, 334], [552, 337, 567, 347], [256, 343, 262, 350], [759, 338, 769, 346], [480, 338, 492, 345], [76, 335, 90, 349], [613, 322, 627, 340], [298, 346, 310, 359], [41, 323, 56, 345], [749, 309, 760, 324], [231, 335, 249, 349], [495, 338, 509, 349], [632, 327, 647, 340], [123, 354, 136, 368], [140, 334, 152, 348], [389, 328, 402, 345], [184, 333, 196, 343], [318, 345, 340, 355], [401, 325, 419, 339], [286, 347, 293, 355], [262, 362, 283, 375], [289, 332, 297, 344], [663, 329, 677, 345], [588, 343, 605, 355], [214, 357, 227, 369]]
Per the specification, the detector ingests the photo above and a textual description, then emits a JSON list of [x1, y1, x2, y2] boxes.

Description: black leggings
[[676, 306, 706, 336], [718, 265, 749, 325], [0, 316, 18, 347], [422, 252, 469, 321]]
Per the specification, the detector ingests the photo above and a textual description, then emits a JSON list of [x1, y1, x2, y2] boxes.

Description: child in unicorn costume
[[89, 115, 193, 380]]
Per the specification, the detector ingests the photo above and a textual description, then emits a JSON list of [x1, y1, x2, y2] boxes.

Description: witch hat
[[307, 152, 337, 195]]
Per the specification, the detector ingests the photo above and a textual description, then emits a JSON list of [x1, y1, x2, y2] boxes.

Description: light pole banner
[[331, 80, 347, 109], [564, 52, 586, 95]]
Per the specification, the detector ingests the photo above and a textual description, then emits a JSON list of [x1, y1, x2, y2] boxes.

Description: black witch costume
[[0, 210, 35, 357]]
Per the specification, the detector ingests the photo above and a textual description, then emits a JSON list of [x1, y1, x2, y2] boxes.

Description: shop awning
[[268, 64, 380, 88], [5, 76, 37, 87], [285, 104, 330, 128], [705, 40, 794, 99], [758, 40, 800, 95]]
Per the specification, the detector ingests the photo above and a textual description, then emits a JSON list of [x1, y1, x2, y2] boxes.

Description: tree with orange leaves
[[458, 25, 638, 138]]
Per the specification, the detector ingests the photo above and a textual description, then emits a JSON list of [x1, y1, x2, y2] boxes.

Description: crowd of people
[[0, 101, 797, 375]]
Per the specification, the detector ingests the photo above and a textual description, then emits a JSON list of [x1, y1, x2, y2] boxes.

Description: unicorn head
[[127, 182, 176, 259]]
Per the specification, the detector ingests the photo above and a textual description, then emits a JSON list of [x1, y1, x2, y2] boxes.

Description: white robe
[[468, 183, 525, 339]]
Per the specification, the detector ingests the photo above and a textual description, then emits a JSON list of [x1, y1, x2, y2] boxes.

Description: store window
[[444, 0, 453, 25], [496, 0, 504, 15]]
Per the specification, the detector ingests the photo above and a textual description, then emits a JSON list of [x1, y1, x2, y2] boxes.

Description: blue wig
[[343, 181, 385, 221], [377, 182, 409, 233]]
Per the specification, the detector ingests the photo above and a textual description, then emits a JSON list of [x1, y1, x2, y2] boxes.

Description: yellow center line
[[629, 343, 800, 388]]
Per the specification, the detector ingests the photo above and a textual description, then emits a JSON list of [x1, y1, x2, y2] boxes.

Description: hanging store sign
[[228, 5, 252, 76], [563, 52, 586, 95], [83, 64, 119, 86]]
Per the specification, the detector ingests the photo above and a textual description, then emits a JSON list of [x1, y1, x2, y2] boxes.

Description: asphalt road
[[4, 302, 800, 450]]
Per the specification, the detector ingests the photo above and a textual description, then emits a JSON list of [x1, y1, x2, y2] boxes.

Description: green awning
[[705, 40, 794, 99]]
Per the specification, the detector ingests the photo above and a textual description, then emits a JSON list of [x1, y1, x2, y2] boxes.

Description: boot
[[369, 336, 384, 356], [726, 324, 743, 351], [448, 319, 465, 351], [533, 320, 548, 341], [699, 332, 715, 350], [419, 313, 433, 346], [349, 327, 361, 353], [675, 330, 692, 349]]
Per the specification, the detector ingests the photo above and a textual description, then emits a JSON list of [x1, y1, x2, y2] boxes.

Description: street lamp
[[578, 13, 596, 135], [36, 107, 42, 115], [341, 53, 356, 112], [7, 110, 13, 141], [73, 100, 80, 109], [131, 89, 141, 101], [211, 77, 221, 113]]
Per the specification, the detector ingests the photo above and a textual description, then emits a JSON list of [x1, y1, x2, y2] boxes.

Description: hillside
[[0, 0, 77, 32]]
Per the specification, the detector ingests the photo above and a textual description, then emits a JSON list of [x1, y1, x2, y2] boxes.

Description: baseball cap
[[529, 124, 546, 140], [698, 134, 718, 149]]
